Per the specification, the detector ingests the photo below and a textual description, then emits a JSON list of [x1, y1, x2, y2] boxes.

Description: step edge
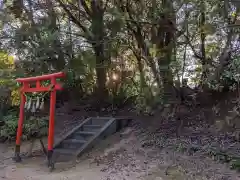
[[75, 131, 96, 135], [63, 139, 87, 144], [54, 117, 92, 148], [75, 118, 116, 156], [84, 124, 102, 128], [91, 116, 114, 120], [55, 117, 116, 157], [54, 148, 75, 155]]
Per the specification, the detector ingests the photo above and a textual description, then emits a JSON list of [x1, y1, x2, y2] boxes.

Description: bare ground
[[0, 117, 240, 180], [0, 100, 240, 180]]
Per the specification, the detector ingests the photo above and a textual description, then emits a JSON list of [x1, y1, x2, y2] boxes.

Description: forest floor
[[0, 101, 240, 180]]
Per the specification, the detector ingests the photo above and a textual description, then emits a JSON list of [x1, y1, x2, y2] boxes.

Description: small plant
[[0, 113, 48, 142], [0, 113, 19, 141], [230, 158, 240, 172], [221, 57, 240, 91]]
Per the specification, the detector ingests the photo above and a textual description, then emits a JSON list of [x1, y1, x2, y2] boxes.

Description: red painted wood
[[15, 72, 65, 153], [20, 83, 63, 93], [16, 72, 65, 83], [36, 81, 41, 88], [48, 78, 57, 150], [15, 92, 26, 145]]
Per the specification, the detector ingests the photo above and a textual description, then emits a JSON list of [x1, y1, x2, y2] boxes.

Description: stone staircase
[[53, 117, 131, 162]]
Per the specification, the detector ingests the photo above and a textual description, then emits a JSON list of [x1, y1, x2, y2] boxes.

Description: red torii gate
[[13, 72, 65, 169]]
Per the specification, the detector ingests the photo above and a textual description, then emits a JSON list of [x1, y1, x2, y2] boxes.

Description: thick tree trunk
[[156, 25, 175, 94], [155, 0, 175, 96], [94, 45, 108, 98], [91, 1, 108, 99], [57, 0, 109, 99], [132, 48, 148, 91]]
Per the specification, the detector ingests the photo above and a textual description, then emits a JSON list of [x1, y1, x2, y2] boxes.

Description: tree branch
[[103, 0, 110, 12], [79, 0, 92, 16], [56, 0, 91, 39]]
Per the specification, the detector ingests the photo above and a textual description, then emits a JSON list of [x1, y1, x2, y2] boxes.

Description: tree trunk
[[207, 6, 239, 85], [56, 0, 109, 100], [155, 0, 175, 95], [91, 1, 108, 99], [46, 0, 65, 70], [94, 45, 108, 98], [199, 1, 207, 87], [118, 1, 162, 88], [131, 47, 147, 91], [133, 28, 162, 88]]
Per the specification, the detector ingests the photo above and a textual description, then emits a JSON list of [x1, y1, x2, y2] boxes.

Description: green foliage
[[230, 158, 240, 171], [208, 57, 240, 91], [207, 80, 224, 91], [0, 113, 48, 141], [0, 52, 18, 111], [109, 83, 135, 107], [222, 57, 240, 88], [66, 52, 96, 93], [0, 113, 18, 141], [0, 0, 239, 144]]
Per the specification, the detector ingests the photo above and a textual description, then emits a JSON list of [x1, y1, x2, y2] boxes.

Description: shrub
[[0, 113, 48, 142]]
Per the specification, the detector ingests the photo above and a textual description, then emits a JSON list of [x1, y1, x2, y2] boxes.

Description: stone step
[[90, 118, 112, 125], [83, 125, 102, 132], [63, 139, 87, 144], [83, 125, 102, 128], [54, 148, 75, 155], [61, 139, 87, 149], [53, 117, 130, 165], [75, 131, 96, 136]]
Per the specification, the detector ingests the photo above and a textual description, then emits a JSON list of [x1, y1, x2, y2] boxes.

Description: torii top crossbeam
[[16, 72, 65, 93], [16, 72, 65, 82]]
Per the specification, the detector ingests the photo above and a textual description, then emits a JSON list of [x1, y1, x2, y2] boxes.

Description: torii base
[[13, 145, 21, 162]]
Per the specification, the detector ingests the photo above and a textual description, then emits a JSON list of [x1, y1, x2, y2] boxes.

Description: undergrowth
[[0, 112, 48, 142]]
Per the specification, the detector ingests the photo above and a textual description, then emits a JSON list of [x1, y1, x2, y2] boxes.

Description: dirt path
[[0, 141, 106, 180], [0, 125, 239, 180]]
